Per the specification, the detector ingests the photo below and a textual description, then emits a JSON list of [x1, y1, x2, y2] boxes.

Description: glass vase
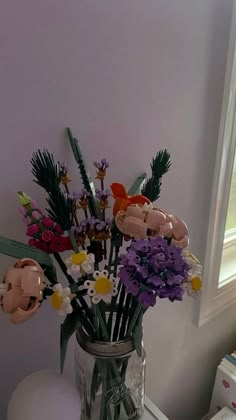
[[75, 328, 146, 420]]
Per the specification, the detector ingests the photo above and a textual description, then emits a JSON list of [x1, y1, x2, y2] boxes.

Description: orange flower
[[110, 183, 151, 216]]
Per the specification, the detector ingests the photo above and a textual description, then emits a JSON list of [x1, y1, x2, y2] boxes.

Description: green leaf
[[133, 312, 143, 357], [66, 127, 101, 219], [141, 149, 171, 202], [0, 236, 54, 267], [60, 307, 82, 373], [31, 149, 60, 194], [128, 173, 147, 195]]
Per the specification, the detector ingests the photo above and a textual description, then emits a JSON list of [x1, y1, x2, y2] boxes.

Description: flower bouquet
[[0, 128, 202, 420]]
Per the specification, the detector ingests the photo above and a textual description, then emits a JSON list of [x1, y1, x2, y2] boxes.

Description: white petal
[[102, 295, 112, 303], [84, 280, 93, 288], [112, 288, 118, 296], [88, 288, 96, 296], [58, 309, 66, 316], [92, 295, 101, 304], [87, 253, 95, 263], [63, 287, 71, 297], [72, 265, 81, 272], [66, 304, 73, 314], [67, 268, 72, 275], [53, 284, 63, 293], [102, 269, 108, 277], [93, 271, 101, 280], [65, 257, 71, 265], [81, 262, 93, 274], [63, 296, 71, 305]]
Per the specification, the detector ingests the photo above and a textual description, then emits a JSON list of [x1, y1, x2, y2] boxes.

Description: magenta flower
[[42, 217, 54, 228], [26, 224, 40, 236], [41, 230, 55, 242]]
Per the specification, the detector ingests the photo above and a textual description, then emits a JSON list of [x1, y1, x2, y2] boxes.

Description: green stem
[[119, 293, 132, 340], [68, 230, 79, 253], [127, 303, 143, 336], [53, 252, 75, 284], [112, 285, 126, 341]]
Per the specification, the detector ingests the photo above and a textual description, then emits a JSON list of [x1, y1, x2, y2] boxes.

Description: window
[[198, 3, 236, 325]]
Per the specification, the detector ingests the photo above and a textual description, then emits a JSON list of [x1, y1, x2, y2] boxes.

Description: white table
[[145, 396, 169, 420], [7, 371, 169, 420]]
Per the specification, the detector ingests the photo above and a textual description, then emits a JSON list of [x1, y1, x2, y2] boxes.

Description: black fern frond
[[141, 149, 171, 202], [31, 149, 60, 194], [151, 149, 171, 178], [67, 127, 101, 219], [47, 189, 75, 230]]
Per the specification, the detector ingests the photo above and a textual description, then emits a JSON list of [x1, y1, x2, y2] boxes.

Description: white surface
[[0, 2, 235, 420], [7, 370, 167, 420], [7, 371, 81, 420], [210, 407, 236, 419]]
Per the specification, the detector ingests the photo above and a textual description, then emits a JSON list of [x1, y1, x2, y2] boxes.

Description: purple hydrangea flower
[[119, 237, 189, 308], [138, 290, 156, 308]]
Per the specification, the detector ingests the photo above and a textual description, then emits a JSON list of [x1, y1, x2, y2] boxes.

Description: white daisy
[[84, 270, 118, 304], [65, 251, 95, 276], [50, 284, 73, 316], [183, 251, 202, 296]]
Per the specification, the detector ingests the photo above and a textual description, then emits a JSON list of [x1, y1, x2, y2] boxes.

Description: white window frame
[[198, 2, 236, 326]]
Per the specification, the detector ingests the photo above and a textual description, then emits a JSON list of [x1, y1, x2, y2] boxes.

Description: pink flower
[[41, 230, 55, 242], [34, 240, 51, 254], [18, 206, 26, 216], [28, 238, 37, 247], [42, 217, 54, 228], [31, 210, 41, 220], [54, 224, 64, 234], [22, 217, 29, 226], [26, 224, 40, 236], [64, 236, 73, 250], [49, 237, 67, 253]]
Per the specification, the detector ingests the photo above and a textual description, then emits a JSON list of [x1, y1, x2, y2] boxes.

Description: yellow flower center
[[95, 277, 112, 295], [191, 276, 202, 291], [71, 252, 87, 265], [50, 292, 63, 310]]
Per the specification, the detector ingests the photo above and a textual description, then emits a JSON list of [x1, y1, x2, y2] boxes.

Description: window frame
[[198, 2, 236, 326]]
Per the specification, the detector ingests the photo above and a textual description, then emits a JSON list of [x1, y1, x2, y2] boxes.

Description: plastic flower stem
[[107, 244, 120, 336], [95, 304, 109, 340], [64, 183, 79, 227], [93, 304, 101, 339], [68, 230, 79, 253], [118, 293, 132, 340], [53, 252, 75, 285], [107, 242, 114, 274], [127, 303, 143, 336], [112, 284, 126, 341]]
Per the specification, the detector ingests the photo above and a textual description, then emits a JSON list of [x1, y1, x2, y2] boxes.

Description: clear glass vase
[[75, 328, 146, 420]]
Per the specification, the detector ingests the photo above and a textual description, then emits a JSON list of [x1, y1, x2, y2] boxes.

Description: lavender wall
[[0, 1, 235, 419]]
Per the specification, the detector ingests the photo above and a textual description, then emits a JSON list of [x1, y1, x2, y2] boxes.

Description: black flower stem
[[119, 293, 132, 340], [64, 183, 80, 227], [83, 208, 89, 219], [112, 284, 126, 341], [53, 252, 75, 284], [106, 244, 120, 337], [68, 230, 79, 253]]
